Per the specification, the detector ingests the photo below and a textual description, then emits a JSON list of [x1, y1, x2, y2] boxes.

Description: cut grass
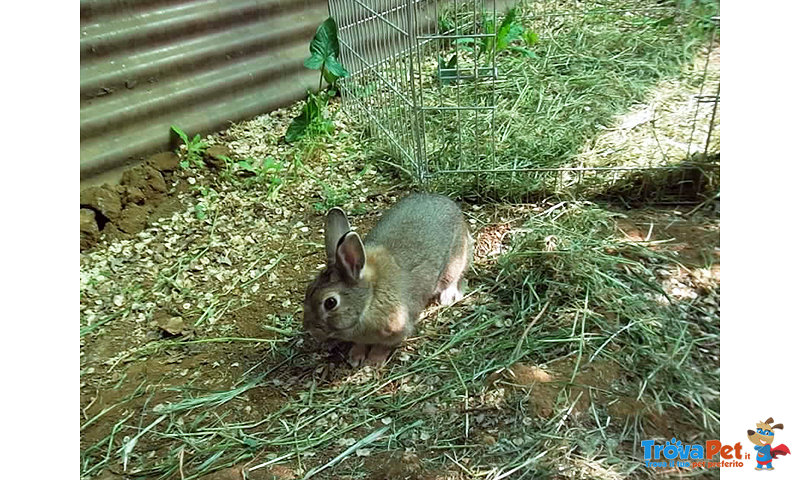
[[80, 1, 719, 477], [80, 201, 718, 479], [361, 0, 720, 199]]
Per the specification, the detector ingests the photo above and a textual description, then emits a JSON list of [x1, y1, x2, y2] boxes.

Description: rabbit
[[303, 193, 473, 366]]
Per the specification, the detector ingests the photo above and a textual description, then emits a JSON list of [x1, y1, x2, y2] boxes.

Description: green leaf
[[237, 160, 256, 173], [496, 8, 518, 52], [285, 96, 321, 142], [446, 54, 458, 69], [652, 16, 675, 27], [324, 56, 349, 78], [304, 53, 325, 70], [508, 24, 525, 42], [286, 115, 311, 143], [195, 203, 207, 220], [305, 17, 342, 71], [305, 17, 349, 86], [523, 29, 539, 46], [171, 125, 189, 144], [323, 67, 338, 86], [438, 15, 455, 33], [263, 156, 281, 171]]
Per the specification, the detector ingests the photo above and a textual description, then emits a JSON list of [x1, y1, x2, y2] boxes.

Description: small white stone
[[339, 437, 356, 447]]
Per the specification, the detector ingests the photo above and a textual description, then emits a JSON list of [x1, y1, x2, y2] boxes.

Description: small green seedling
[[171, 125, 208, 169], [233, 157, 284, 200], [193, 186, 218, 220], [313, 182, 349, 212]]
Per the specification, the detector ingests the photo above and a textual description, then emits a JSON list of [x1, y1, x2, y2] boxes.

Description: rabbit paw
[[348, 343, 368, 367], [365, 345, 392, 366], [438, 284, 464, 306]]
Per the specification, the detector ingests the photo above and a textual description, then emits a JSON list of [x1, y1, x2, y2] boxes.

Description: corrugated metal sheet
[[80, 0, 328, 180]]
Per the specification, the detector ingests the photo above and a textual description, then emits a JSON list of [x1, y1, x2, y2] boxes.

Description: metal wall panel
[[80, 0, 329, 180]]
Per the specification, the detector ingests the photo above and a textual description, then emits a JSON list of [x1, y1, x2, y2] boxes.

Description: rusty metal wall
[[80, 0, 329, 180]]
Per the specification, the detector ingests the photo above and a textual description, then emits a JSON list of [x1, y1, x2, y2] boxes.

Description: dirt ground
[[80, 1, 722, 475], [80, 146, 719, 478], [80, 63, 720, 475]]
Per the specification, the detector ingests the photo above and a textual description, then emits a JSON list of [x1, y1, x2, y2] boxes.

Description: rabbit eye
[[324, 296, 338, 310]]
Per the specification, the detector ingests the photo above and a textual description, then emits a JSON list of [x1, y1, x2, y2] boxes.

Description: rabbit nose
[[747, 430, 755, 436]]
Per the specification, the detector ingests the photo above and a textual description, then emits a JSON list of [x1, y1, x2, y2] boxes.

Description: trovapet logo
[[641, 438, 746, 469], [642, 417, 792, 471]]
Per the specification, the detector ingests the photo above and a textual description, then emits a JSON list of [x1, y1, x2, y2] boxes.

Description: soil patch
[[80, 151, 185, 250], [614, 207, 720, 268], [362, 451, 430, 480]]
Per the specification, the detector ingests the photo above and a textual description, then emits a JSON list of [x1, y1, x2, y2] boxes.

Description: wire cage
[[329, 0, 499, 181], [329, 0, 720, 203]]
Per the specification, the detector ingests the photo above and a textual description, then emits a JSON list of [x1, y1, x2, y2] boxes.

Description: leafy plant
[[436, 6, 538, 84], [171, 125, 208, 169], [312, 182, 349, 212], [481, 7, 537, 59], [286, 17, 349, 143], [193, 186, 218, 220], [304, 17, 350, 90], [437, 14, 456, 35], [234, 157, 284, 199], [285, 90, 336, 143]]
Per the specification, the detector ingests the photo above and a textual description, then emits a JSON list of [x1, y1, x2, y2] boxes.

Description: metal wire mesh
[[329, 0, 720, 203], [330, 0, 498, 181]]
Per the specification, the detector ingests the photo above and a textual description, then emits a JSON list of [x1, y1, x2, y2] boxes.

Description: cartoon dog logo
[[747, 417, 791, 470]]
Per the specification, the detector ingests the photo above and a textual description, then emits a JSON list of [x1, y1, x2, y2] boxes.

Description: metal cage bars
[[330, 1, 719, 202], [329, 0, 499, 183]]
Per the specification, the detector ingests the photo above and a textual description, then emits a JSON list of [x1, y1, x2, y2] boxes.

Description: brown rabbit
[[303, 193, 473, 366]]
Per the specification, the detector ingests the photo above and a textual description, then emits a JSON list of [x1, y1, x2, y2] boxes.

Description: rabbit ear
[[325, 207, 351, 263], [336, 231, 365, 281]]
